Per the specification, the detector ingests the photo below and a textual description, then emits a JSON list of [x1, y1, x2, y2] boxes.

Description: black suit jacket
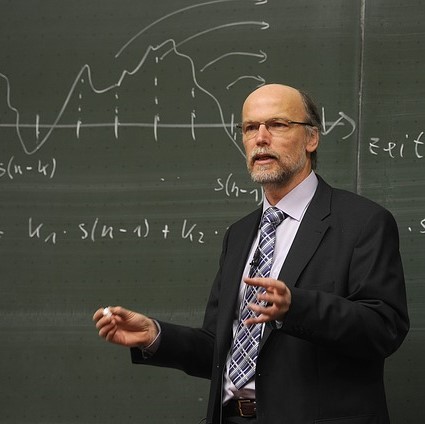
[[131, 175, 409, 424]]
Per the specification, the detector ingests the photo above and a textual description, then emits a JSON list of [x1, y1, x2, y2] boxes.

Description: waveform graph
[[28, 46, 242, 189]]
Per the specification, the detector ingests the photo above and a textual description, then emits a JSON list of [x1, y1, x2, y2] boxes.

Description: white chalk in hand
[[103, 307, 112, 317]]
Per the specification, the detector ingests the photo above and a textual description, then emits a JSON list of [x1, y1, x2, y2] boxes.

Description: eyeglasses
[[236, 118, 313, 139]]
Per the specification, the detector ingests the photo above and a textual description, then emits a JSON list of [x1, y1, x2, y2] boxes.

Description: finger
[[256, 291, 275, 305], [97, 311, 121, 333], [93, 308, 105, 321], [244, 277, 270, 289], [108, 305, 130, 319], [244, 277, 285, 291], [248, 301, 281, 322], [252, 301, 278, 315], [93, 306, 117, 321], [246, 302, 270, 318], [105, 326, 118, 342], [244, 313, 269, 326], [98, 321, 116, 338]]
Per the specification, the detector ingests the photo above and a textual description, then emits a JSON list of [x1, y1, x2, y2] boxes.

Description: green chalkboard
[[0, 1, 423, 423]]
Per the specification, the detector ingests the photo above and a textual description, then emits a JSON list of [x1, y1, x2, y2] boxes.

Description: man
[[93, 84, 409, 424]]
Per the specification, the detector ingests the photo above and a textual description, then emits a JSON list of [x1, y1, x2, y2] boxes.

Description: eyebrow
[[242, 116, 290, 122]]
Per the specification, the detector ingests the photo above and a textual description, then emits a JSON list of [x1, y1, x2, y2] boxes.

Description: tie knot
[[262, 207, 286, 228]]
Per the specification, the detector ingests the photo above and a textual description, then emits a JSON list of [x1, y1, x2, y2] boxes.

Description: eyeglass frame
[[235, 118, 314, 139]]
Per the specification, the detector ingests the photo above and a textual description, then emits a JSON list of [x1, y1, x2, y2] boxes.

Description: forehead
[[242, 85, 306, 121]]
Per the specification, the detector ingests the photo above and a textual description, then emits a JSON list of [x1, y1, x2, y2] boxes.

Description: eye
[[243, 123, 258, 133]]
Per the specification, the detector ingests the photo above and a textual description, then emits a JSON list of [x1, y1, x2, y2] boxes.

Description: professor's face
[[241, 84, 317, 187]]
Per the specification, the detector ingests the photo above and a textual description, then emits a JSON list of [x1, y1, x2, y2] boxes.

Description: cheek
[[243, 139, 254, 156], [273, 139, 298, 156], [276, 140, 306, 163]]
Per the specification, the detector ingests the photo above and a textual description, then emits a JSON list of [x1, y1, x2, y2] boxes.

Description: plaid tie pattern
[[229, 207, 286, 389]]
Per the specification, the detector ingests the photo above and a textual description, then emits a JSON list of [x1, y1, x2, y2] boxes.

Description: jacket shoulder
[[316, 175, 395, 218]]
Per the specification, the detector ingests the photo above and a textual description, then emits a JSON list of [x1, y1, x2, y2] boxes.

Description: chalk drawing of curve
[[0, 0, 270, 158]]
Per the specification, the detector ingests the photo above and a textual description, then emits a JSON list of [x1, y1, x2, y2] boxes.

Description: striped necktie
[[229, 206, 286, 389]]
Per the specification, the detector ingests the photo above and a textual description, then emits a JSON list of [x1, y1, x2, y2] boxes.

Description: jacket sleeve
[[130, 322, 215, 379]]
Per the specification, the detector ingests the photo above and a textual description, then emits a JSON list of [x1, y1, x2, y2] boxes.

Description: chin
[[249, 163, 303, 186], [250, 170, 287, 185]]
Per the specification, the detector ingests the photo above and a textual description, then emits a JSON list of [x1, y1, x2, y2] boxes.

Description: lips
[[252, 151, 278, 165]]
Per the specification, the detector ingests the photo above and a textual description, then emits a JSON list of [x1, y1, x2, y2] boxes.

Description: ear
[[306, 127, 319, 153]]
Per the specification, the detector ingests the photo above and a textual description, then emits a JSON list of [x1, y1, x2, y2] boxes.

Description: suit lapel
[[279, 176, 331, 287]]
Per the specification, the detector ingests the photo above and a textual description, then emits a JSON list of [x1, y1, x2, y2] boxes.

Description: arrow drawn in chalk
[[226, 75, 266, 90], [200, 50, 267, 72]]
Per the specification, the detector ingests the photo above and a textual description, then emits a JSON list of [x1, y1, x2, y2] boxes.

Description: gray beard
[[248, 157, 306, 188], [249, 167, 293, 186], [246, 143, 309, 190]]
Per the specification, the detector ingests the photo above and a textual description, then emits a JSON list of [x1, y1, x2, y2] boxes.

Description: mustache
[[249, 147, 280, 164]]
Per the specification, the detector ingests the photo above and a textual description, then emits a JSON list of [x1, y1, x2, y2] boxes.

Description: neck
[[263, 168, 312, 205]]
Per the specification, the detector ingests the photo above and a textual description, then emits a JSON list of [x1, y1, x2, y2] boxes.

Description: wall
[[0, 1, 423, 423]]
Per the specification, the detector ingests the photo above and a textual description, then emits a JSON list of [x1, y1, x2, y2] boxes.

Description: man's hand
[[243, 277, 292, 325], [92, 306, 158, 347]]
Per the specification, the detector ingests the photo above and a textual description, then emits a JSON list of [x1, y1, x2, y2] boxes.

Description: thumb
[[108, 306, 131, 318]]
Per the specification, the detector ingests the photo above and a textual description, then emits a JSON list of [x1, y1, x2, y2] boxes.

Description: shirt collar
[[263, 171, 318, 221]]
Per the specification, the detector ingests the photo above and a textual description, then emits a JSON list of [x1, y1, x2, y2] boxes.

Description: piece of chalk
[[103, 307, 112, 317]]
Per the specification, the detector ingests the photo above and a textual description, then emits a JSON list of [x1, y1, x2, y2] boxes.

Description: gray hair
[[299, 89, 322, 170]]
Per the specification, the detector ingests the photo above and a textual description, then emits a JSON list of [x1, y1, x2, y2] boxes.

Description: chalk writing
[[369, 132, 424, 159], [27, 217, 213, 245], [13, 213, 422, 246], [200, 50, 267, 72], [214, 173, 263, 205], [29, 218, 58, 244], [0, 156, 57, 180], [321, 108, 356, 140], [182, 219, 205, 243], [407, 217, 425, 234]]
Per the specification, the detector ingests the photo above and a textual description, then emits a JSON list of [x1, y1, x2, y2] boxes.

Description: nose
[[255, 123, 272, 144]]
